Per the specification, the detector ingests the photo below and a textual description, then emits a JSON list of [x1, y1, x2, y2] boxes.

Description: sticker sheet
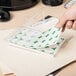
[[7, 18, 65, 56]]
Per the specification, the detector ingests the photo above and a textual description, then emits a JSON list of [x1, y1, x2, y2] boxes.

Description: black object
[[42, 0, 63, 6], [0, 0, 39, 11], [45, 15, 52, 19], [0, 9, 10, 22], [0, 0, 39, 22]]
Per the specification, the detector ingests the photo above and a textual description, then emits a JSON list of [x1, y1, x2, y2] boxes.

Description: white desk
[[0, 2, 76, 76]]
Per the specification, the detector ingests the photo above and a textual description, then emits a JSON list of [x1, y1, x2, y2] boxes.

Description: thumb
[[56, 16, 67, 28]]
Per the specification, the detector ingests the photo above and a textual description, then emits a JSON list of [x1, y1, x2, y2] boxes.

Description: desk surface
[[0, 2, 66, 30], [57, 62, 76, 76], [0, 2, 76, 76]]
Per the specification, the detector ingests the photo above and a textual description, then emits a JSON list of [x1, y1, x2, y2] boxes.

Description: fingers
[[56, 16, 67, 28], [62, 24, 66, 32], [61, 20, 73, 32], [64, 20, 76, 30], [56, 16, 76, 31], [66, 20, 73, 29], [72, 20, 76, 30]]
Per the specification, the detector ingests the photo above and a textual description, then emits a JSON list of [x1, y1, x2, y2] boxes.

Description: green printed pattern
[[9, 27, 63, 56], [30, 27, 61, 48]]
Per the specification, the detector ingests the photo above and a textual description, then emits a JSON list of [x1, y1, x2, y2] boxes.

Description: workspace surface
[[0, 2, 76, 76]]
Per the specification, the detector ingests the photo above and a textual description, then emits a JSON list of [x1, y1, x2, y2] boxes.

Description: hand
[[56, 4, 76, 31]]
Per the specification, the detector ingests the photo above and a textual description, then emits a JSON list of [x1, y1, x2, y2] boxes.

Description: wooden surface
[[0, 69, 15, 76], [0, 69, 3, 76], [4, 73, 15, 76], [57, 62, 76, 76]]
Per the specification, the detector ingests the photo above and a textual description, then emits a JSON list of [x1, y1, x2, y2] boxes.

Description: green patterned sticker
[[8, 17, 65, 56]]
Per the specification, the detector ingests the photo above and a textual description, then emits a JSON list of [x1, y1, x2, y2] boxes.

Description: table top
[[0, 2, 76, 76], [0, 2, 65, 30], [57, 62, 76, 76]]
